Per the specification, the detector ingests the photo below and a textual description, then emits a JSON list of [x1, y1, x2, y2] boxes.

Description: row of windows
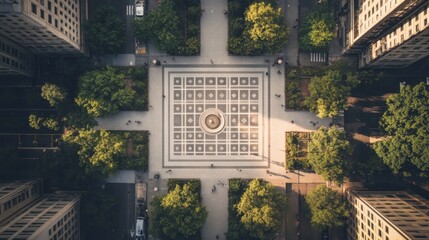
[[1, 188, 34, 212], [370, 5, 429, 57], [0, 42, 28, 59]]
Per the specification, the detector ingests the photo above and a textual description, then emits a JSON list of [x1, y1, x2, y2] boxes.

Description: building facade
[[0, 35, 34, 76], [0, 0, 86, 54], [0, 191, 80, 240], [339, 0, 429, 68], [0, 179, 42, 223], [346, 190, 429, 240]]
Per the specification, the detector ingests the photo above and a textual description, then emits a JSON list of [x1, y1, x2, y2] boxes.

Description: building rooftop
[[352, 190, 429, 239], [0, 179, 41, 202]]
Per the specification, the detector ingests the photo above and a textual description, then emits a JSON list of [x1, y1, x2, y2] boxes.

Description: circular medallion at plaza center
[[199, 108, 226, 134]]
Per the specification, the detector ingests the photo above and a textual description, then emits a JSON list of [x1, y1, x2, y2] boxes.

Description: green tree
[[63, 129, 125, 177], [308, 126, 351, 185], [374, 83, 429, 174], [41, 83, 66, 107], [83, 6, 125, 55], [150, 183, 207, 239], [245, 2, 288, 53], [305, 185, 348, 228], [76, 67, 136, 117], [28, 114, 60, 131], [300, 5, 334, 51], [305, 70, 359, 118], [235, 179, 286, 240], [133, 0, 182, 53]]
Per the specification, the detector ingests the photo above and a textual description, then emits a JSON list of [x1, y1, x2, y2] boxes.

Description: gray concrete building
[[0, 35, 34, 76], [0, 179, 42, 223], [0, 0, 87, 54], [346, 190, 429, 240], [0, 191, 80, 240]]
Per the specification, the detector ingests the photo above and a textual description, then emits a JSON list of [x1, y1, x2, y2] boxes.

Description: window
[[385, 226, 389, 234], [31, 3, 37, 14], [48, 14, 52, 24], [48, 1, 52, 10], [40, 9, 45, 19], [40, 0, 44, 6]]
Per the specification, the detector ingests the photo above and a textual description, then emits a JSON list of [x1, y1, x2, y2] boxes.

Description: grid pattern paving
[[163, 68, 269, 166]]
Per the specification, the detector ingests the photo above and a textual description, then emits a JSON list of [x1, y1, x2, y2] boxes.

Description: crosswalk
[[126, 5, 134, 16], [310, 52, 326, 63]]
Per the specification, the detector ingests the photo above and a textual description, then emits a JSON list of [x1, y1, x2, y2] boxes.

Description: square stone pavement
[[163, 66, 270, 168]]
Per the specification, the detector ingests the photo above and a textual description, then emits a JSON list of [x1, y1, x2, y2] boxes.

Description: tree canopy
[[374, 83, 429, 174], [83, 6, 125, 55], [133, 0, 200, 55], [307, 126, 352, 185], [245, 2, 288, 53], [63, 129, 125, 177], [150, 183, 207, 239], [235, 179, 286, 240], [300, 4, 335, 51], [76, 67, 136, 117], [41, 83, 66, 107], [228, 1, 288, 55], [305, 185, 348, 228], [305, 70, 359, 118]]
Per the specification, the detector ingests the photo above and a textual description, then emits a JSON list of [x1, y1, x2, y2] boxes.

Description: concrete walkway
[[282, 0, 300, 66]]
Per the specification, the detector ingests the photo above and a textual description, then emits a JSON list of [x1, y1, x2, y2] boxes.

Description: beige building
[[361, 4, 429, 67], [0, 191, 80, 240], [346, 190, 429, 240], [0, 179, 42, 223], [0, 0, 87, 54], [338, 0, 429, 68], [0, 35, 34, 76]]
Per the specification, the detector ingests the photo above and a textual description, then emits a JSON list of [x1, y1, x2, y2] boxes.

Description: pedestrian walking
[[210, 59, 214, 64], [277, 70, 281, 74]]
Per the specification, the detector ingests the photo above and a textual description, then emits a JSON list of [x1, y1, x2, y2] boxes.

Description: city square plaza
[[98, 0, 330, 239]]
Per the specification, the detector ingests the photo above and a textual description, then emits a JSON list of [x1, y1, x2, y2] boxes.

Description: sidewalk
[[281, 0, 300, 66]]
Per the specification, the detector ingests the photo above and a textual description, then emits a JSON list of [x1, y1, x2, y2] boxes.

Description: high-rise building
[[338, 0, 429, 68], [0, 0, 87, 54], [0, 191, 81, 240], [0, 179, 42, 223], [346, 190, 429, 240]]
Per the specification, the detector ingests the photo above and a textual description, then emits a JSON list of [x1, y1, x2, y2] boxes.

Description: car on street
[[136, 216, 146, 240], [136, 0, 145, 17]]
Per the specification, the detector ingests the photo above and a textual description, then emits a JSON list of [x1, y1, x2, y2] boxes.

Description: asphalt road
[[106, 183, 136, 240]]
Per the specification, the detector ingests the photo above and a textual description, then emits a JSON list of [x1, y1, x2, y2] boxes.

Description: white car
[[136, 0, 145, 17], [136, 217, 146, 239]]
